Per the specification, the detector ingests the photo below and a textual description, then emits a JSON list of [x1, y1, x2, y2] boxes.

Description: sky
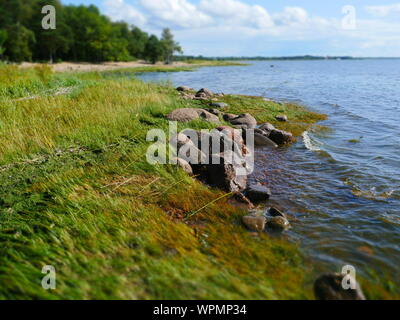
[[63, 0, 400, 57]]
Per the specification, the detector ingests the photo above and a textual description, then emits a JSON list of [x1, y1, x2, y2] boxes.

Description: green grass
[[0, 64, 395, 300]]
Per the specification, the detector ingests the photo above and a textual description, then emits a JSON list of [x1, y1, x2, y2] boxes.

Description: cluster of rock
[[168, 86, 295, 232], [177, 86, 224, 101], [171, 127, 251, 193], [242, 207, 291, 232]]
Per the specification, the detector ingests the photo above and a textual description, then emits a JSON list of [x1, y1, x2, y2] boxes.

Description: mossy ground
[[0, 64, 395, 300]]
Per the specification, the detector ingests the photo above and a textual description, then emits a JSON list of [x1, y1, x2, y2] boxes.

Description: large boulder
[[195, 88, 214, 99], [170, 132, 207, 164], [259, 122, 276, 133], [167, 108, 219, 123], [223, 113, 239, 122], [253, 129, 278, 148], [229, 113, 257, 129], [314, 273, 366, 300], [268, 129, 294, 145], [245, 184, 272, 203], [205, 151, 248, 192]]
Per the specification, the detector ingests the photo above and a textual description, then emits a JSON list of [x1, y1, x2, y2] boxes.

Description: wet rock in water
[[229, 113, 257, 129], [276, 115, 288, 122], [253, 130, 278, 148], [210, 102, 228, 108], [242, 216, 266, 232], [266, 216, 290, 231], [267, 207, 287, 219], [223, 113, 238, 122], [167, 108, 219, 123], [196, 88, 214, 99], [268, 129, 295, 145], [259, 122, 276, 133], [245, 184, 272, 203], [176, 86, 192, 92], [314, 273, 366, 300], [176, 158, 193, 175]]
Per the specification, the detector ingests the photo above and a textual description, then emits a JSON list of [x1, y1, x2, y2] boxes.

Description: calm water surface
[[138, 60, 400, 287]]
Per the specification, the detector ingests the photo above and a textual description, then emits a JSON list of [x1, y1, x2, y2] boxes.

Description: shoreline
[[17, 60, 248, 73], [0, 63, 396, 299]]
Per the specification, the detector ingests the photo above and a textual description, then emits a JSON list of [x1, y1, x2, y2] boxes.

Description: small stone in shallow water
[[242, 216, 266, 232], [245, 184, 272, 203], [267, 207, 287, 219], [314, 273, 366, 300], [266, 216, 290, 231]]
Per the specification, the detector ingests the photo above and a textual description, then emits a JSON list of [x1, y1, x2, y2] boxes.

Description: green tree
[[144, 35, 163, 64], [5, 24, 35, 62], [0, 30, 7, 59], [127, 26, 148, 60], [160, 28, 182, 64]]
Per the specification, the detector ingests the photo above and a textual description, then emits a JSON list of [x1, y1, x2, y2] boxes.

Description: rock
[[259, 122, 275, 133], [314, 273, 366, 300], [245, 184, 272, 203], [229, 113, 257, 129], [176, 86, 192, 92], [276, 115, 288, 122], [167, 108, 219, 123], [198, 110, 220, 123], [181, 93, 196, 100], [266, 216, 290, 231], [267, 207, 287, 219], [210, 102, 228, 108], [196, 88, 214, 98], [205, 151, 248, 192], [253, 132, 278, 148], [233, 192, 255, 209], [268, 129, 294, 145], [242, 216, 266, 232], [170, 132, 191, 149], [223, 113, 238, 122], [171, 131, 208, 164], [206, 108, 221, 116], [176, 158, 193, 175]]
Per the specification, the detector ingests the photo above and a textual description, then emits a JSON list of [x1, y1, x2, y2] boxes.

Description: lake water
[[138, 60, 400, 287]]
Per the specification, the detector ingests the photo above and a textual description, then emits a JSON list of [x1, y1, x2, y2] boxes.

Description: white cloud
[[139, 0, 213, 28], [101, 0, 400, 57], [199, 0, 274, 29], [273, 7, 309, 25], [365, 3, 400, 17], [103, 0, 147, 26]]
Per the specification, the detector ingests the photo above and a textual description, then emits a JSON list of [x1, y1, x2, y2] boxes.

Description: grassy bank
[[0, 64, 393, 300]]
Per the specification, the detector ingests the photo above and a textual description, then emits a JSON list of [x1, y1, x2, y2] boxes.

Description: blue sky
[[63, 0, 400, 57]]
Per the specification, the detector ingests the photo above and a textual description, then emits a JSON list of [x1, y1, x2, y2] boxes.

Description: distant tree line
[[0, 0, 182, 63], [175, 55, 356, 61]]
